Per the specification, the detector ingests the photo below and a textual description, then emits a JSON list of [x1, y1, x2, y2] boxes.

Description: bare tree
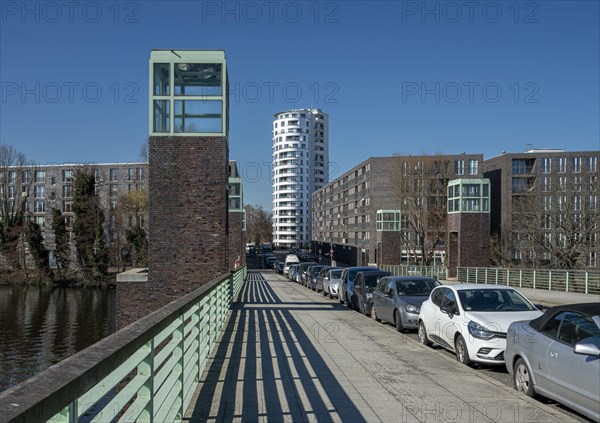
[[0, 144, 35, 275], [245, 204, 272, 246], [512, 173, 600, 269], [113, 189, 148, 267], [389, 157, 451, 265]]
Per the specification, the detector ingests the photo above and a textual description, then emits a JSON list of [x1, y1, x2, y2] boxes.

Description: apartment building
[[484, 149, 600, 269], [272, 108, 329, 249], [312, 154, 484, 267]]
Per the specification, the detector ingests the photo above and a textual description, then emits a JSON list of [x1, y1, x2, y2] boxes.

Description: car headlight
[[468, 321, 494, 340], [405, 304, 420, 314]]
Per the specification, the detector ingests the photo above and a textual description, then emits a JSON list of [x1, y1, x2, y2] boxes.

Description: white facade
[[272, 108, 329, 249]]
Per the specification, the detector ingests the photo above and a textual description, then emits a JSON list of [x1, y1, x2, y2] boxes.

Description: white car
[[417, 284, 543, 366], [322, 268, 344, 298]]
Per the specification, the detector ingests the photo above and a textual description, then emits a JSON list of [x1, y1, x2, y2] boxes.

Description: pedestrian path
[[184, 271, 577, 422]]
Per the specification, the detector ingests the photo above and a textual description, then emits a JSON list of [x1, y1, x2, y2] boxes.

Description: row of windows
[[538, 156, 597, 174]]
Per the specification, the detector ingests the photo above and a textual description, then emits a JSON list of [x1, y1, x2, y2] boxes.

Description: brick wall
[[117, 136, 229, 329], [379, 231, 402, 265], [447, 213, 490, 277]]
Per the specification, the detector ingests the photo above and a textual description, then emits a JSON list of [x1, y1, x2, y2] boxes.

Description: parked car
[[275, 261, 285, 274], [264, 254, 276, 267], [353, 271, 392, 313], [417, 284, 543, 366], [298, 262, 317, 284], [284, 254, 300, 276], [288, 264, 300, 281], [339, 266, 380, 308], [307, 265, 327, 289], [314, 266, 337, 292], [505, 303, 600, 422], [370, 276, 439, 331], [323, 268, 344, 298]]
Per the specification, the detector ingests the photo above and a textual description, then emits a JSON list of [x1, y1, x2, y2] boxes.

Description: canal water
[[0, 285, 116, 392]]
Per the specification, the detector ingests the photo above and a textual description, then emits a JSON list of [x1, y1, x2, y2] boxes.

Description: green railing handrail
[[457, 266, 600, 295], [0, 266, 247, 423], [380, 264, 448, 280]]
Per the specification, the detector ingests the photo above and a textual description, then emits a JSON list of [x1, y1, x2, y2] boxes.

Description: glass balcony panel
[[153, 100, 170, 133], [174, 63, 222, 96], [153, 63, 170, 95], [174, 100, 222, 133]]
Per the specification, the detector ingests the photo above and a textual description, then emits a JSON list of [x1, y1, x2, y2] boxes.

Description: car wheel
[[360, 301, 366, 315], [455, 335, 473, 367], [418, 322, 432, 346], [513, 358, 536, 397], [371, 304, 381, 322], [394, 311, 405, 333]]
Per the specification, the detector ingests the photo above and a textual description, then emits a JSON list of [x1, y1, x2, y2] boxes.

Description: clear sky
[[1, 1, 599, 210]]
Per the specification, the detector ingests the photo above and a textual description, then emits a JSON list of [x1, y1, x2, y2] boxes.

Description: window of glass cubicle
[[447, 179, 490, 213], [150, 51, 227, 136]]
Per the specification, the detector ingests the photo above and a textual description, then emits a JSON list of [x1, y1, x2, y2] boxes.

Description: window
[[110, 168, 118, 182], [128, 168, 135, 181], [110, 184, 119, 197], [63, 200, 72, 213], [541, 176, 551, 192], [557, 157, 566, 173], [468, 160, 478, 175], [35, 171, 45, 183], [34, 185, 45, 198], [571, 157, 582, 173], [376, 210, 400, 231], [8, 171, 16, 184], [22, 171, 30, 184], [540, 158, 551, 173], [589, 156, 597, 173], [136, 167, 144, 180], [62, 169, 74, 182], [454, 160, 464, 175], [34, 200, 45, 213], [8, 186, 16, 199], [35, 216, 45, 228], [62, 185, 73, 198]]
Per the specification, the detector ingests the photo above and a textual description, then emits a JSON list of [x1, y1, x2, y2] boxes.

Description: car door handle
[[549, 351, 558, 359]]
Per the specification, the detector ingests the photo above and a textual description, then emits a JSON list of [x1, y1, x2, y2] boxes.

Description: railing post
[[496, 268, 499, 285], [466, 267, 469, 282], [137, 339, 154, 422], [585, 272, 589, 294], [475, 268, 478, 283], [533, 270, 536, 289], [566, 271, 569, 293], [68, 401, 78, 423], [178, 314, 185, 419], [549, 270, 552, 291], [519, 270, 522, 288]]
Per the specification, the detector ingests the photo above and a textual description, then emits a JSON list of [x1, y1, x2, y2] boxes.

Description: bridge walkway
[[183, 271, 573, 423]]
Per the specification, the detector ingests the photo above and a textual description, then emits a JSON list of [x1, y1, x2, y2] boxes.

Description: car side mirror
[[574, 340, 600, 357], [441, 305, 457, 317]]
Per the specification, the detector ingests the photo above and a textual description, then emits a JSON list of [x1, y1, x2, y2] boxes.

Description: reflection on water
[[0, 285, 116, 392]]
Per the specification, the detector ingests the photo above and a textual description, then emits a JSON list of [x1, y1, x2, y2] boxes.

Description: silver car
[[371, 276, 440, 331], [323, 268, 344, 298], [505, 303, 600, 422]]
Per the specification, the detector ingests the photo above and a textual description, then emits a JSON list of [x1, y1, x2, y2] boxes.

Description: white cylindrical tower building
[[272, 108, 329, 249]]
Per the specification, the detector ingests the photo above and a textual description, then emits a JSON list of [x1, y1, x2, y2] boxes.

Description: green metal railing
[[381, 264, 448, 280], [457, 267, 600, 295], [0, 267, 246, 423]]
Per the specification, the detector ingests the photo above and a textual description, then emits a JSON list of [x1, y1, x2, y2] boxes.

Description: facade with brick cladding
[[312, 154, 484, 267], [484, 149, 600, 269]]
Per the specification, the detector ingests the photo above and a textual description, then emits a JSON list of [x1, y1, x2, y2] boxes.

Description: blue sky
[[1, 1, 599, 209]]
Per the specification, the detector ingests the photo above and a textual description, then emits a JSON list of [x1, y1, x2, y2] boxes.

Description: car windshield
[[458, 289, 536, 312], [311, 267, 324, 276], [330, 269, 343, 278], [363, 274, 384, 289], [395, 279, 438, 296], [349, 268, 377, 279]]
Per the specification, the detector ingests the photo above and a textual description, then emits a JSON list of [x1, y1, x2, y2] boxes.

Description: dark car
[[505, 303, 600, 422], [353, 271, 392, 314], [297, 262, 317, 285], [307, 265, 327, 290], [275, 261, 285, 274], [371, 276, 440, 331], [339, 266, 380, 309]]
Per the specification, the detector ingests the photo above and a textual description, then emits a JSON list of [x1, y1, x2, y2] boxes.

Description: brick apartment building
[[312, 149, 600, 272], [1, 162, 148, 268], [484, 149, 600, 269], [311, 154, 484, 267]]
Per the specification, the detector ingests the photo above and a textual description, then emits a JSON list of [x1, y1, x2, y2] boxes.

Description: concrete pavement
[[184, 271, 578, 423]]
